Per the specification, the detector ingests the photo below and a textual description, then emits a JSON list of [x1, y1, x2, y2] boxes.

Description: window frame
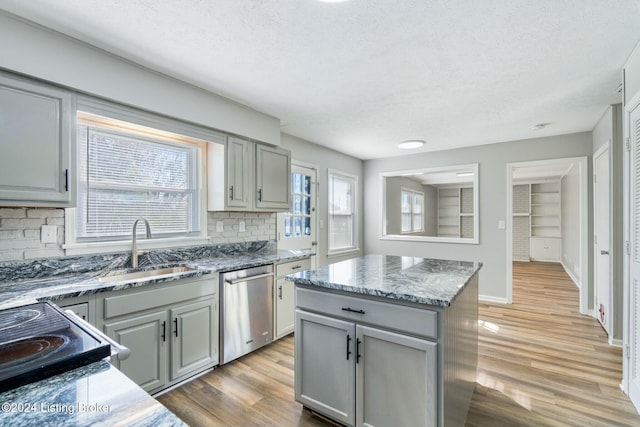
[[64, 96, 220, 255], [400, 188, 425, 234], [327, 168, 359, 257]]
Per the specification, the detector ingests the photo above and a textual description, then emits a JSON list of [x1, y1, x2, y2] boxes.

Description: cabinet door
[[295, 310, 356, 426], [255, 144, 291, 211], [0, 73, 73, 206], [530, 237, 561, 261], [274, 278, 295, 339], [170, 299, 218, 380], [226, 137, 252, 209], [104, 310, 168, 393], [356, 325, 437, 427]]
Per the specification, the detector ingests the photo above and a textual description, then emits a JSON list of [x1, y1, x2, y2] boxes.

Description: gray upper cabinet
[[208, 136, 291, 212], [255, 144, 291, 210], [0, 72, 74, 207]]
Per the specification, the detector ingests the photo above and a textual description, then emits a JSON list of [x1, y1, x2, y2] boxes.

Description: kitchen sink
[[97, 266, 196, 283]]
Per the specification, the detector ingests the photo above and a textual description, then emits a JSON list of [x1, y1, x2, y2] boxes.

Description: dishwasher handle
[[64, 309, 131, 361], [225, 272, 274, 285]]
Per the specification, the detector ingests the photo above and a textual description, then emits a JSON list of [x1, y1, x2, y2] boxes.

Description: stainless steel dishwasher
[[220, 264, 274, 364]]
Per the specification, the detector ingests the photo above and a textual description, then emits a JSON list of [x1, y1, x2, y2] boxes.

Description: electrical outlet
[[41, 225, 57, 244], [497, 220, 505, 230], [239, 221, 246, 232], [216, 221, 224, 232]]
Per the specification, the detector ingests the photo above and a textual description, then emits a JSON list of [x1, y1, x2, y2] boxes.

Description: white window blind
[[76, 118, 200, 242], [328, 170, 357, 253], [401, 189, 424, 233]]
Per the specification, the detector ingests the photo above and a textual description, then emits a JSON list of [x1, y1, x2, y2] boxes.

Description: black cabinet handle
[[356, 338, 362, 364], [341, 307, 365, 315], [173, 318, 178, 337], [229, 185, 234, 200], [291, 265, 302, 270], [64, 169, 69, 192], [347, 334, 352, 360], [258, 188, 263, 201], [278, 285, 283, 299], [161, 321, 166, 342]]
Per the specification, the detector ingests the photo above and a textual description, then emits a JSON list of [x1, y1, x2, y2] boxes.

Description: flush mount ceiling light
[[397, 140, 426, 150]]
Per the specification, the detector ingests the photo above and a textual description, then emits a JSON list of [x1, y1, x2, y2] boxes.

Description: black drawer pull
[[341, 307, 365, 315]]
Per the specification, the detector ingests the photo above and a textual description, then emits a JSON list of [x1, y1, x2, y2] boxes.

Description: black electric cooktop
[[0, 302, 111, 393]]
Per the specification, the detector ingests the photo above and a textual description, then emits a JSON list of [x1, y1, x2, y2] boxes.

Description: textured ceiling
[[1, 0, 639, 159]]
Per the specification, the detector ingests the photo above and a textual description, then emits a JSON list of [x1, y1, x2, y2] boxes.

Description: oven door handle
[[225, 272, 274, 285], [64, 310, 131, 361]]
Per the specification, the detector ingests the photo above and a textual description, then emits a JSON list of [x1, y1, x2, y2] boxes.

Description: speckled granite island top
[[0, 360, 185, 427], [286, 254, 482, 307]]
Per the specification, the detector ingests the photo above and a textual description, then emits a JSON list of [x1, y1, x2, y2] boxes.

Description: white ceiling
[[1, 0, 639, 160]]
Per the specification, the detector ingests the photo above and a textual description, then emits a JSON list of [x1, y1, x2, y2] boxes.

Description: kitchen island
[[287, 254, 481, 427]]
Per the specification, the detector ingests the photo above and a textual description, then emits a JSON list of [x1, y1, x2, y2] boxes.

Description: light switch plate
[[41, 225, 57, 244], [216, 221, 224, 232], [498, 220, 506, 230]]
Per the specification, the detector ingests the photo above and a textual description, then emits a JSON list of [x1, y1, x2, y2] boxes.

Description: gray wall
[[280, 133, 364, 266], [592, 104, 624, 342], [0, 11, 280, 145], [364, 132, 593, 301], [561, 164, 582, 283]]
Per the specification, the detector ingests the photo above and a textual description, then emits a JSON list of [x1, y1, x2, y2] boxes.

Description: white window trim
[[400, 188, 425, 234], [327, 168, 359, 257], [64, 96, 215, 256]]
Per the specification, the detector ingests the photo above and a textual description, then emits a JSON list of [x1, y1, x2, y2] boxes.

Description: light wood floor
[[158, 262, 640, 426]]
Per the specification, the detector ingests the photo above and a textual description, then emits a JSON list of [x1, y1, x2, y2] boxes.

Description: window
[[328, 169, 358, 255], [75, 112, 203, 242], [401, 189, 424, 233]]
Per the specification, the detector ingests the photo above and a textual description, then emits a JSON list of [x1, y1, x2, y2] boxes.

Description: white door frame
[[277, 160, 319, 268], [594, 141, 612, 338], [505, 157, 589, 312]]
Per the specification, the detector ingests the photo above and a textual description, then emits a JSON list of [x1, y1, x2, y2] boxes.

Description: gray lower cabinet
[[295, 289, 438, 427], [99, 276, 218, 394], [274, 257, 311, 340], [170, 299, 218, 381], [105, 310, 168, 392]]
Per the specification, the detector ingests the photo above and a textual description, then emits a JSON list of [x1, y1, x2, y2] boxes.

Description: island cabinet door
[[355, 325, 437, 427], [295, 309, 356, 426]]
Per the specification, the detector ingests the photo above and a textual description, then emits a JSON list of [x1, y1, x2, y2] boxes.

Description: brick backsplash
[[207, 211, 276, 243], [0, 208, 277, 262], [0, 208, 65, 262]]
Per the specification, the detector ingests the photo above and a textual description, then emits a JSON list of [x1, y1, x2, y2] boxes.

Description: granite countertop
[[0, 242, 313, 309], [0, 360, 185, 427], [286, 254, 481, 307]]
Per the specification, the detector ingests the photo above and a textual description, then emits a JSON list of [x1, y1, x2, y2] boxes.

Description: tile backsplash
[[0, 208, 276, 262]]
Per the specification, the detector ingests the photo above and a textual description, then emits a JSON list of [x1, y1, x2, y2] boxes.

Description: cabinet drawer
[[276, 258, 311, 278], [104, 277, 217, 319], [530, 237, 560, 261], [296, 287, 438, 339]]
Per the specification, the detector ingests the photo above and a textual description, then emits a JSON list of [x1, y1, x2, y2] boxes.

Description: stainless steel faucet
[[131, 217, 152, 268]]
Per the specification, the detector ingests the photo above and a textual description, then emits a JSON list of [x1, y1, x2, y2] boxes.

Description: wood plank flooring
[[158, 261, 640, 426]]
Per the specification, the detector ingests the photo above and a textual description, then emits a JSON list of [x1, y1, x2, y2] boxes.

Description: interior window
[[401, 189, 424, 233]]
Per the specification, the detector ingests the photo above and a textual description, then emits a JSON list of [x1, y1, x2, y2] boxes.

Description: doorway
[[506, 157, 589, 312], [594, 142, 611, 335], [277, 162, 318, 268]]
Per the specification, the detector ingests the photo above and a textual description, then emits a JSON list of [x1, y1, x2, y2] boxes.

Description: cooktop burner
[[0, 302, 110, 393]]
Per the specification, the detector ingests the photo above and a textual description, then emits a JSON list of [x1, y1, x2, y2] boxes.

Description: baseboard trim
[[560, 260, 581, 289], [513, 257, 530, 262], [479, 294, 509, 304]]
